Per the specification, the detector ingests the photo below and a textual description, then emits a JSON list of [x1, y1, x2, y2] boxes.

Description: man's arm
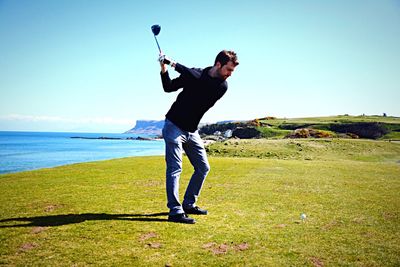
[[174, 63, 202, 79], [160, 61, 184, 93]]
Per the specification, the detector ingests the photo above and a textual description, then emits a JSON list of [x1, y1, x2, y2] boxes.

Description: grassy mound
[[1, 140, 399, 266]]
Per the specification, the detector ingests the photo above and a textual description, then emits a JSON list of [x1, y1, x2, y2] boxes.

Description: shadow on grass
[[0, 212, 169, 228]]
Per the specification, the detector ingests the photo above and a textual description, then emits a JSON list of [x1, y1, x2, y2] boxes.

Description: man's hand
[[158, 54, 171, 65], [159, 54, 176, 73], [159, 54, 168, 73]]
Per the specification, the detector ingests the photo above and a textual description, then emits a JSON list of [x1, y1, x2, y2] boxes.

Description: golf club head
[[151, 24, 161, 36]]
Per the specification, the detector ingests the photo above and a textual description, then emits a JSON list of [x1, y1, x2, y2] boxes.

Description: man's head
[[213, 50, 239, 80]]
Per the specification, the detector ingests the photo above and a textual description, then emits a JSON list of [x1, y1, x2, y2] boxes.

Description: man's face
[[217, 61, 236, 80]]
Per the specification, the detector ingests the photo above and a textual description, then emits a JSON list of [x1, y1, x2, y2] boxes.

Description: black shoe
[[183, 206, 208, 215], [168, 213, 196, 224]]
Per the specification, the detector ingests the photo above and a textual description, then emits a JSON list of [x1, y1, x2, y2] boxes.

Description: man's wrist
[[161, 66, 168, 74]]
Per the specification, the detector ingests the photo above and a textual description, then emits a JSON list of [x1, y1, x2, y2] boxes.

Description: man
[[159, 50, 239, 224]]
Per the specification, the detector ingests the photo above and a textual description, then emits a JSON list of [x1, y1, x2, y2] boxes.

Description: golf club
[[151, 24, 170, 65]]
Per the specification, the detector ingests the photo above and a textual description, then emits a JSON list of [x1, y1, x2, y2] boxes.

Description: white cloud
[[0, 114, 134, 125], [0, 114, 136, 132]]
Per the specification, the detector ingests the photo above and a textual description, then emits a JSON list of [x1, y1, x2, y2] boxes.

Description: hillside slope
[[200, 115, 400, 140]]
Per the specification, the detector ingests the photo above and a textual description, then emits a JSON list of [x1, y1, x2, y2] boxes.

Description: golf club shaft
[[154, 35, 162, 54], [151, 25, 170, 65], [154, 38, 171, 64]]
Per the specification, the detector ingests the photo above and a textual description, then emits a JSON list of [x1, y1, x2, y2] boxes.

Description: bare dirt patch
[[202, 242, 217, 249], [203, 242, 249, 255], [382, 212, 397, 220], [44, 204, 63, 212], [234, 242, 249, 251], [212, 244, 229, 255], [19, 243, 37, 252], [321, 220, 342, 231], [31, 227, 47, 234], [139, 232, 157, 241], [146, 242, 162, 249], [310, 256, 324, 267]]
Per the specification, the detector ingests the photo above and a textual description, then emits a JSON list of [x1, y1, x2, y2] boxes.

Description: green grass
[[207, 139, 400, 162], [256, 115, 400, 140], [259, 115, 400, 126], [1, 140, 399, 266], [256, 126, 291, 138], [383, 131, 400, 140]]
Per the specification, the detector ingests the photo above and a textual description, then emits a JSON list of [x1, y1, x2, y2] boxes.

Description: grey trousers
[[162, 119, 210, 215]]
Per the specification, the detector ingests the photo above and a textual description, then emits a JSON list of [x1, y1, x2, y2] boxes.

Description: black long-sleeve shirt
[[161, 63, 228, 132]]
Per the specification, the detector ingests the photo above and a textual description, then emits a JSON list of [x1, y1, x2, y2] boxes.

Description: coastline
[[0, 131, 165, 175], [0, 154, 165, 176]]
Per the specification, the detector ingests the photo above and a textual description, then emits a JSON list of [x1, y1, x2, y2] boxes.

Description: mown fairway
[[1, 140, 399, 266]]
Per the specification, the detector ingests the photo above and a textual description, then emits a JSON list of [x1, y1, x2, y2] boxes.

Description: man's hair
[[214, 50, 239, 67]]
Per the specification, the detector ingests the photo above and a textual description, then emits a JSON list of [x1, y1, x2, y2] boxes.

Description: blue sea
[[0, 131, 165, 174]]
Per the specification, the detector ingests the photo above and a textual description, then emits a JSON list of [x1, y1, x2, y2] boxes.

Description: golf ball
[[300, 213, 307, 220]]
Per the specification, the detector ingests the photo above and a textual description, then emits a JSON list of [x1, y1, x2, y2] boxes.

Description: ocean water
[[0, 131, 165, 174]]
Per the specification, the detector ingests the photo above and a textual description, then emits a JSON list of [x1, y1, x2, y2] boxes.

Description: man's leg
[[162, 120, 185, 216], [182, 131, 210, 210]]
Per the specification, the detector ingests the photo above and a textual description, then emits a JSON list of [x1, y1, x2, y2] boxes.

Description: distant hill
[[125, 115, 400, 140], [199, 115, 400, 140], [124, 120, 164, 136], [125, 119, 238, 136]]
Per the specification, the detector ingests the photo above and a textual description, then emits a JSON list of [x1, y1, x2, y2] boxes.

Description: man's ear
[[215, 62, 222, 68]]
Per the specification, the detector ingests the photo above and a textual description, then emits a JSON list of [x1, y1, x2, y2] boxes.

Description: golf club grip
[[163, 58, 171, 65]]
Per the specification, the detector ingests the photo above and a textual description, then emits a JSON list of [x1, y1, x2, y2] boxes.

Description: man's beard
[[217, 69, 227, 80]]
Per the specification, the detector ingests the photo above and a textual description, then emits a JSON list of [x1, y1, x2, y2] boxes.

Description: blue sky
[[1, 0, 399, 133]]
